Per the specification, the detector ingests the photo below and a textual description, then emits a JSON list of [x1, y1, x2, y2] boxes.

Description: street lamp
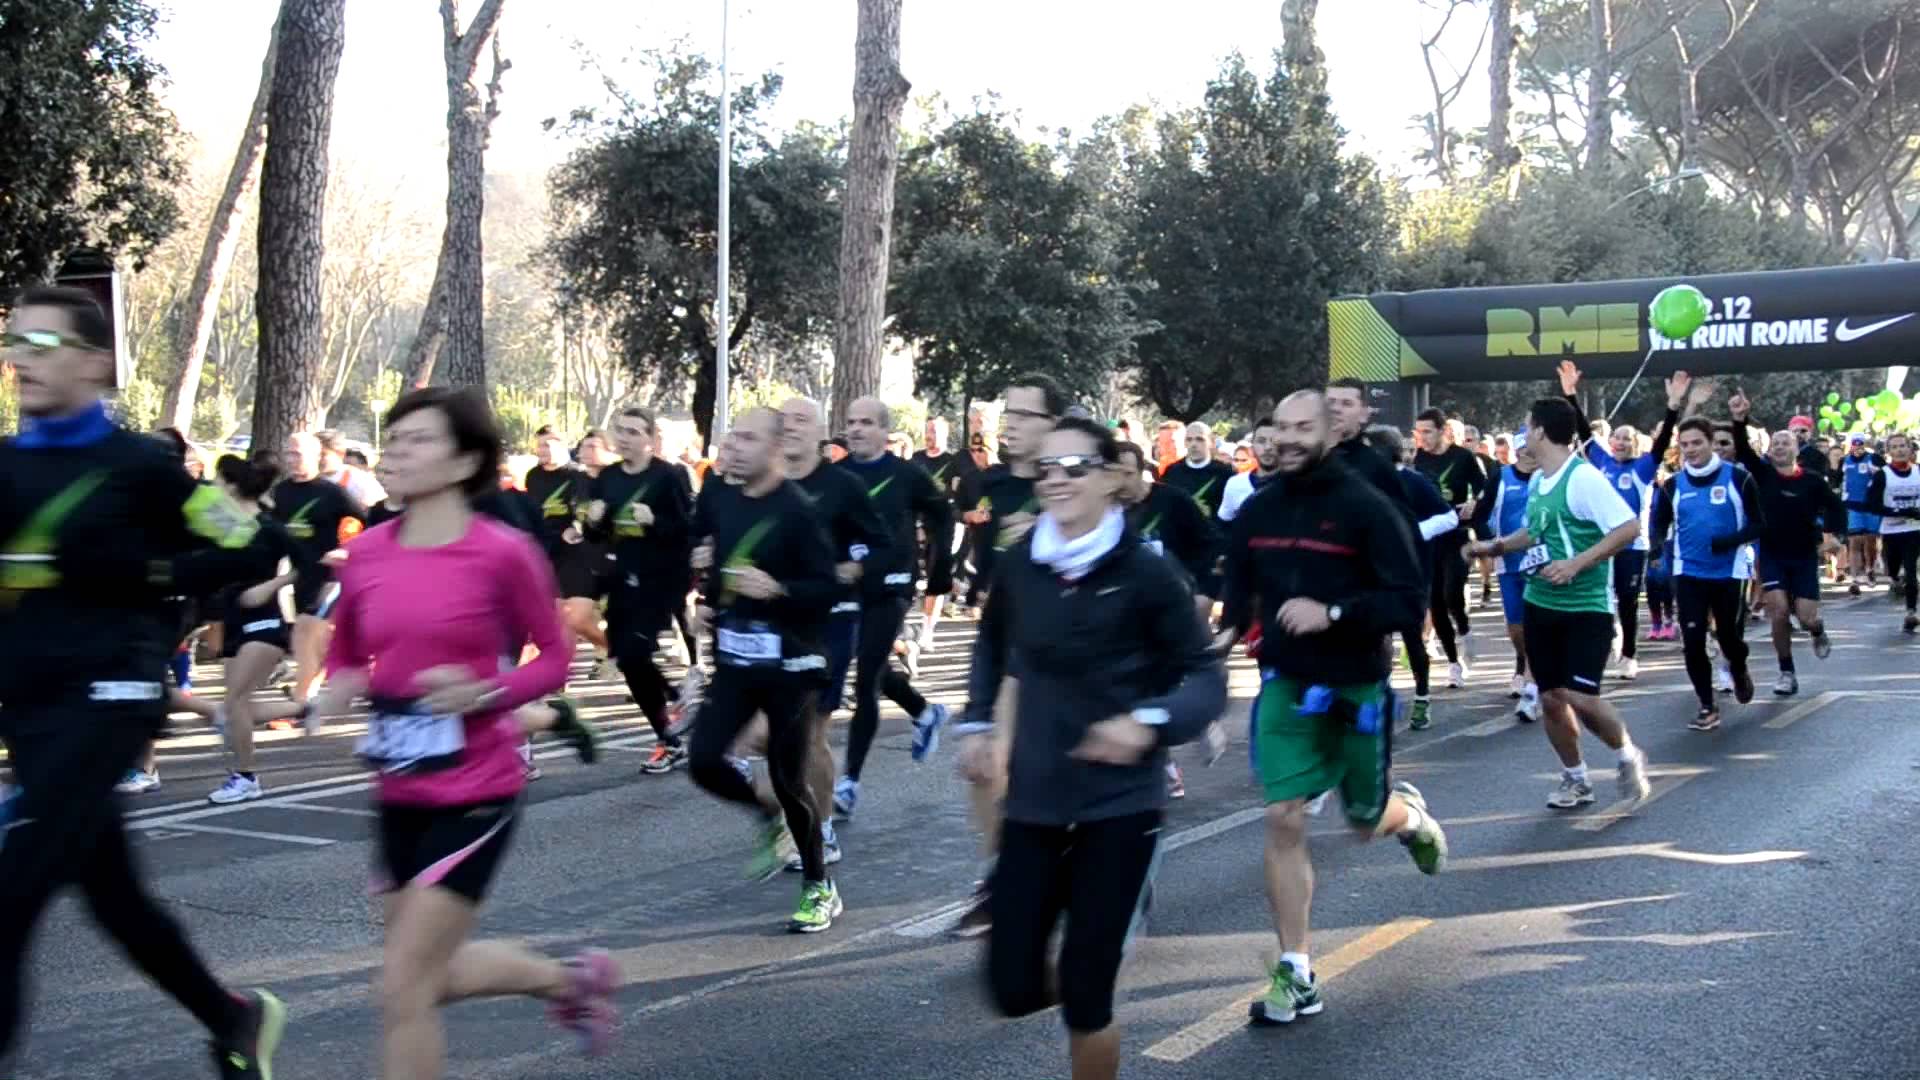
[[1605, 165, 1706, 210]]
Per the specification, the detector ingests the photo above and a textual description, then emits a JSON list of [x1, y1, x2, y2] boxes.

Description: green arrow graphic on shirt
[[867, 476, 894, 499], [1190, 476, 1219, 508], [995, 495, 1042, 551], [1141, 511, 1165, 538], [0, 470, 108, 593], [613, 483, 656, 538], [541, 480, 573, 519], [284, 497, 320, 539], [717, 517, 778, 605]]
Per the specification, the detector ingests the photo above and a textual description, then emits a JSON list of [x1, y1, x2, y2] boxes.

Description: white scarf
[[1684, 459, 1722, 479], [1029, 507, 1125, 582]]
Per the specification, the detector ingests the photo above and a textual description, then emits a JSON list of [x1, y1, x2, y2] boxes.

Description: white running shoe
[[115, 769, 161, 795], [1715, 663, 1735, 694], [1447, 661, 1466, 689], [1515, 689, 1540, 723], [1618, 657, 1639, 681], [1617, 747, 1652, 802], [207, 773, 262, 805], [1508, 674, 1526, 699]]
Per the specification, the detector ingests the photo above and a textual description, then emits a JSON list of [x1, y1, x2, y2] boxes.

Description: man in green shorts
[[1468, 397, 1651, 810], [1217, 390, 1449, 1027]]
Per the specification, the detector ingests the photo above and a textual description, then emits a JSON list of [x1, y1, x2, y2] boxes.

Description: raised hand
[[1557, 359, 1581, 397], [1665, 370, 1693, 410]]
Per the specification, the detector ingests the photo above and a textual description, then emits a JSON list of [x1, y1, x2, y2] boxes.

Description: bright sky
[[151, 0, 1491, 191]]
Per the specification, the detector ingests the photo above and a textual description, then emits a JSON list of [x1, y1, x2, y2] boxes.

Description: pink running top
[[326, 515, 570, 807]]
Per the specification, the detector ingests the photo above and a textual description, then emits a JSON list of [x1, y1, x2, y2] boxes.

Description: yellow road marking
[[1141, 916, 1431, 1063], [1571, 769, 1706, 833], [1763, 691, 1840, 729]]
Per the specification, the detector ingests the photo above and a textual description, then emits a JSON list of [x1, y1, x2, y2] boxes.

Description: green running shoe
[[746, 816, 795, 882], [547, 696, 598, 764], [1395, 781, 1448, 875], [1249, 959, 1322, 1025], [214, 989, 286, 1079], [1408, 696, 1432, 731], [787, 879, 843, 934]]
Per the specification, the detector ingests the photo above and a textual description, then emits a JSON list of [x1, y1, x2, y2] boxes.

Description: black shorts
[[292, 574, 338, 619], [553, 542, 610, 601], [375, 798, 519, 903], [220, 606, 291, 658], [1521, 603, 1612, 695], [1757, 551, 1821, 603]]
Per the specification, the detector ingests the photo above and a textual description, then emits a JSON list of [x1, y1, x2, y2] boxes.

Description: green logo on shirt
[[0, 471, 108, 595]]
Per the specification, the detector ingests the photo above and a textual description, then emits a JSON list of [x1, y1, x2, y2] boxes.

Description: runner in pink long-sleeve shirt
[[314, 389, 620, 1076]]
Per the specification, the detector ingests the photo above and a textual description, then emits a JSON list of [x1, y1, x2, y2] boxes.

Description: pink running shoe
[[547, 948, 622, 1056]]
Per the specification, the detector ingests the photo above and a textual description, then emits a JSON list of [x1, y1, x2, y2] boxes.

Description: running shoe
[[1618, 657, 1639, 681], [1446, 661, 1465, 689], [524, 764, 544, 782], [207, 773, 262, 805], [1547, 776, 1595, 809], [547, 947, 622, 1057], [115, 769, 161, 795], [266, 717, 298, 732], [1715, 664, 1735, 695], [1408, 696, 1432, 731], [1906, 613, 1919, 635], [951, 880, 993, 939], [1849, 581, 1862, 597], [1514, 692, 1540, 724], [788, 879, 843, 934], [1617, 746, 1652, 801], [1393, 782, 1447, 875], [747, 816, 796, 882], [786, 830, 844, 871], [1812, 628, 1832, 659], [910, 702, 949, 763], [1508, 673, 1526, 699], [1204, 720, 1229, 765], [1732, 664, 1755, 704], [918, 624, 938, 653], [1689, 708, 1722, 732], [1645, 619, 1664, 640], [902, 637, 922, 679], [666, 667, 706, 738], [641, 743, 687, 775], [547, 696, 599, 764], [1773, 672, 1798, 697], [833, 775, 859, 818], [1249, 959, 1322, 1025], [213, 989, 286, 1080], [1166, 762, 1186, 799]]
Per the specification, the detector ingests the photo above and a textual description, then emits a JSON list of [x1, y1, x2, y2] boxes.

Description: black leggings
[[1612, 550, 1647, 659], [0, 713, 243, 1058], [987, 810, 1161, 1033], [844, 596, 927, 781], [1885, 532, 1920, 612], [686, 669, 827, 881], [1399, 627, 1430, 696], [1429, 540, 1471, 662], [607, 590, 681, 748], [1675, 576, 1750, 709]]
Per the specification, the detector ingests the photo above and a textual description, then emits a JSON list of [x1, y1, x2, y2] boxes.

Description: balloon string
[[1605, 344, 1659, 425]]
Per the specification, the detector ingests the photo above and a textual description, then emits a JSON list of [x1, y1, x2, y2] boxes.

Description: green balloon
[[1856, 397, 1872, 413], [1818, 418, 1833, 432], [1828, 393, 1843, 406], [1840, 401, 1854, 415], [1649, 284, 1712, 340]]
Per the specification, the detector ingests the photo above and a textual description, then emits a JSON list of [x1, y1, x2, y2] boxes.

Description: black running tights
[[687, 670, 826, 881], [844, 597, 927, 781], [1429, 540, 1471, 663], [1885, 532, 1920, 612], [1675, 576, 1749, 710], [0, 713, 243, 1059]]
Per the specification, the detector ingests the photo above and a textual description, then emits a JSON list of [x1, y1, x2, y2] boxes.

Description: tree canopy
[[0, 0, 183, 303]]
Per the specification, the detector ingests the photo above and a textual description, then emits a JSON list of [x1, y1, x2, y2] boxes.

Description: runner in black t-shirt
[[270, 431, 367, 706], [524, 432, 612, 669], [1158, 422, 1236, 606], [1412, 409, 1488, 686], [908, 416, 974, 650]]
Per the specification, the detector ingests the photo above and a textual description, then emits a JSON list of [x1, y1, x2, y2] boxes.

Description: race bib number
[[1518, 543, 1552, 575], [717, 618, 782, 667], [358, 704, 465, 775], [1892, 495, 1920, 511]]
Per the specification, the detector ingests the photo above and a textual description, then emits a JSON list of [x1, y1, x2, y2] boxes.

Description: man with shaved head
[[1217, 388, 1447, 1026], [767, 396, 889, 867], [909, 415, 973, 651], [682, 406, 846, 931], [832, 395, 953, 817], [270, 430, 368, 709], [1159, 419, 1236, 611]]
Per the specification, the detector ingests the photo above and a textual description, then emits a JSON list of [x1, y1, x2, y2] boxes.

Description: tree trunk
[[1884, 175, 1913, 260], [252, 0, 347, 453], [1677, 64, 1701, 168], [163, 20, 278, 434], [1586, 0, 1613, 174], [1486, 0, 1515, 175], [828, 0, 909, 432], [431, 0, 508, 388], [1281, 0, 1324, 91], [402, 262, 449, 388]]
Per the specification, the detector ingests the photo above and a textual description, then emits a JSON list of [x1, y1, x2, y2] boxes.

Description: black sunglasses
[[1035, 454, 1105, 479]]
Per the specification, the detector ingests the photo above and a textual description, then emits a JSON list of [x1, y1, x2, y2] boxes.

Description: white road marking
[[154, 822, 337, 846]]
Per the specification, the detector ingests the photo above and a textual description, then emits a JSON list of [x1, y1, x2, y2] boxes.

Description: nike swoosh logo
[[1834, 314, 1915, 342]]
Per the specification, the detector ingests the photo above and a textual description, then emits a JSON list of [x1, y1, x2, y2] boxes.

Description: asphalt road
[[9, 582, 1920, 1080]]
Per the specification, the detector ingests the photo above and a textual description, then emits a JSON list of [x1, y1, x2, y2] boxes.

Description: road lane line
[[276, 803, 378, 817], [155, 822, 337, 846], [1763, 691, 1839, 729], [1571, 769, 1706, 833], [1141, 917, 1431, 1063]]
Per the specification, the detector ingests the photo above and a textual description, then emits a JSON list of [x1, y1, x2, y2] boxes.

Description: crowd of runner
[[5, 285, 1917, 1079]]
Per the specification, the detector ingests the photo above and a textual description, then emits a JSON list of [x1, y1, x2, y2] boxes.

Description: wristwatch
[[1328, 604, 1344, 624]]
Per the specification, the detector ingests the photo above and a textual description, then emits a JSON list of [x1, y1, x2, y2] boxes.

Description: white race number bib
[[717, 618, 782, 667], [358, 706, 466, 775], [1518, 543, 1552, 575]]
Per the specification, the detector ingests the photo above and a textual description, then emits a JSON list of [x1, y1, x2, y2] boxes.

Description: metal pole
[[713, 0, 731, 446]]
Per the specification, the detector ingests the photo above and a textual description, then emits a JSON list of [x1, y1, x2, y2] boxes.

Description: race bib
[[1518, 543, 1552, 574], [358, 702, 465, 775], [1892, 495, 1920, 511], [717, 618, 782, 667]]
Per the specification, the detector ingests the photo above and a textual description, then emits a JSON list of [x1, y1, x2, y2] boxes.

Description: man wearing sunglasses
[[1, 286, 289, 1077]]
